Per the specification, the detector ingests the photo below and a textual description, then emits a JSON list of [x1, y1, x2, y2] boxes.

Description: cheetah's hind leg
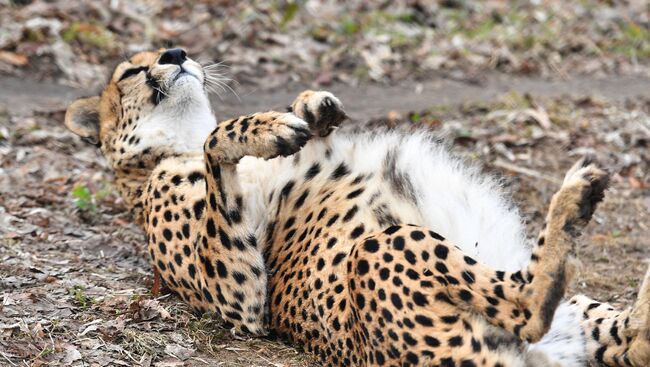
[[571, 263, 650, 367]]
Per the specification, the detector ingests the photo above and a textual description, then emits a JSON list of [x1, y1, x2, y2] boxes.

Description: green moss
[[61, 21, 114, 48]]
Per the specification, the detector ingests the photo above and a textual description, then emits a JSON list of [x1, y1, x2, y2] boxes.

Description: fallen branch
[[493, 159, 562, 185]]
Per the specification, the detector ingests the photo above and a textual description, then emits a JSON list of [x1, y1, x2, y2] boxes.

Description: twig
[[493, 159, 562, 185], [0, 351, 18, 366], [191, 356, 210, 364]]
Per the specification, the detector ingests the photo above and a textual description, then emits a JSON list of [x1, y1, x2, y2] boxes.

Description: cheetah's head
[[65, 48, 217, 169]]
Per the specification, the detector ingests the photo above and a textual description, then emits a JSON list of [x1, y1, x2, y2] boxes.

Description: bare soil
[[1, 75, 649, 366]]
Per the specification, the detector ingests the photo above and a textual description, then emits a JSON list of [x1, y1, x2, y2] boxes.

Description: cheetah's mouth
[[172, 67, 200, 83]]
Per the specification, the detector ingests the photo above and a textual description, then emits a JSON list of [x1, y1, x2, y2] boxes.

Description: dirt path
[[2, 73, 649, 117]]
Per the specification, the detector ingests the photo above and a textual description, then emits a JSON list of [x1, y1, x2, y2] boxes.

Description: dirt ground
[[1, 72, 649, 366]]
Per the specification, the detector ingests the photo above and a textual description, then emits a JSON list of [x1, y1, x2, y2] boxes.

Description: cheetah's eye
[[119, 66, 149, 81]]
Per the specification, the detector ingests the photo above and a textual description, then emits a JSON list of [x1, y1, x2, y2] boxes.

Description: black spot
[[379, 268, 390, 280], [441, 315, 458, 324], [392, 236, 405, 250], [343, 205, 359, 222], [216, 260, 228, 278], [462, 271, 475, 284], [404, 250, 417, 265], [218, 228, 232, 250], [204, 259, 215, 278], [405, 352, 418, 364], [434, 244, 448, 259], [383, 225, 400, 235], [415, 315, 433, 326], [363, 239, 380, 253], [486, 306, 498, 318], [346, 188, 364, 199], [193, 200, 205, 219], [459, 290, 473, 302], [232, 271, 247, 284], [202, 288, 214, 303], [163, 229, 172, 241], [326, 214, 340, 227], [187, 171, 204, 184], [424, 336, 440, 347], [305, 163, 321, 180], [410, 230, 425, 241], [357, 260, 369, 275], [390, 293, 403, 310], [448, 335, 463, 346], [332, 252, 346, 266], [412, 291, 428, 306], [350, 224, 365, 239], [330, 163, 350, 180], [435, 262, 449, 274], [281, 181, 295, 198], [493, 284, 505, 299], [182, 223, 190, 238], [294, 190, 309, 209], [206, 218, 217, 237], [595, 346, 606, 363], [356, 293, 366, 309]]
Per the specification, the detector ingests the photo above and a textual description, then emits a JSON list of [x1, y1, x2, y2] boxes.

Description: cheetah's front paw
[[205, 112, 311, 163], [290, 90, 347, 137]]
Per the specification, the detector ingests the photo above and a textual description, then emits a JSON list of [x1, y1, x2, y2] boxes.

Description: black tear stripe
[[146, 73, 166, 105], [382, 149, 417, 204], [119, 66, 149, 81]]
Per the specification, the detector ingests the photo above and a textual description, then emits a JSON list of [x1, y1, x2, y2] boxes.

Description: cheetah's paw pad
[[291, 90, 347, 137], [558, 156, 609, 229]]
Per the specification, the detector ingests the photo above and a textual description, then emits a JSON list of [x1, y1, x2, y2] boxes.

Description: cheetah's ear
[[65, 96, 101, 146]]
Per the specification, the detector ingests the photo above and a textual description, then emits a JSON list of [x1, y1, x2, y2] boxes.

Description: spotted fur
[[65, 49, 650, 366]]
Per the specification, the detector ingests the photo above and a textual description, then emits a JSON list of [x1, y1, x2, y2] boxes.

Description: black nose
[[159, 48, 187, 66]]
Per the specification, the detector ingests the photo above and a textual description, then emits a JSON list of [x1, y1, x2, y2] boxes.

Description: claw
[[230, 327, 249, 341]]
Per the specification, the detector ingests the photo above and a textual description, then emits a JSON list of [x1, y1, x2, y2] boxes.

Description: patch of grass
[[339, 16, 360, 36], [72, 182, 115, 213], [61, 21, 114, 49], [184, 313, 228, 356], [122, 329, 168, 358], [38, 346, 54, 358], [464, 18, 497, 40], [280, 1, 304, 30], [69, 285, 95, 310], [72, 184, 96, 212], [497, 91, 533, 110]]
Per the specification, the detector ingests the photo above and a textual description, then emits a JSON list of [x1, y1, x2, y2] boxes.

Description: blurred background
[[1, 1, 649, 366], [1, 0, 649, 88]]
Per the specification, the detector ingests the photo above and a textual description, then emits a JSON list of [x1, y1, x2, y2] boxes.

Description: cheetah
[[64, 48, 650, 366]]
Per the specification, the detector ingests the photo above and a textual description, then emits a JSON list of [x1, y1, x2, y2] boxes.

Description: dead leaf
[[62, 345, 81, 365], [129, 299, 171, 321], [0, 51, 28, 66], [521, 107, 552, 129], [164, 344, 194, 361], [629, 176, 646, 189]]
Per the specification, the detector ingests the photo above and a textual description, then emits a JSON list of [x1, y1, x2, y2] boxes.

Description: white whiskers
[[202, 61, 240, 102]]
